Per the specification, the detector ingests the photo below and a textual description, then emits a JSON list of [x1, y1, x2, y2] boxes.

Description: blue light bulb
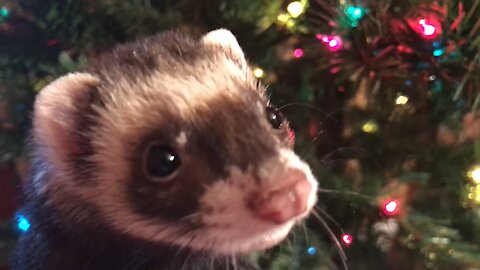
[[307, 246, 317, 256], [16, 214, 30, 232], [433, 48, 445, 57]]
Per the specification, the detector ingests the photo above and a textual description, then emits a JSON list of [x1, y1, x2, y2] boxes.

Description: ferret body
[[11, 29, 318, 270]]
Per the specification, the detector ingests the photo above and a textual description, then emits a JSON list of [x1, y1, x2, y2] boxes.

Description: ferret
[[10, 29, 318, 270]]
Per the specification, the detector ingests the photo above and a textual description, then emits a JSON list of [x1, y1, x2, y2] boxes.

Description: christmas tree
[[1, 0, 480, 269]]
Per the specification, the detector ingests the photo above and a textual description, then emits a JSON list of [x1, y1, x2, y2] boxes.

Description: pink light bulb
[[316, 34, 342, 51], [293, 48, 304, 58], [328, 39, 338, 47], [342, 234, 353, 246]]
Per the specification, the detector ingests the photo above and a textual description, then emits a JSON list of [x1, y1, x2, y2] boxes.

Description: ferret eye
[[266, 106, 284, 129], [144, 144, 181, 181]]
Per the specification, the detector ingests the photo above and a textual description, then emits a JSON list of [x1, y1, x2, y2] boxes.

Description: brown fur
[[13, 29, 318, 270]]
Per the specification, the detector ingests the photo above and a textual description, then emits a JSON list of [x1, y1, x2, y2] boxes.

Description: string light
[[418, 19, 438, 38], [467, 185, 480, 204], [293, 48, 304, 58], [16, 214, 31, 232], [383, 199, 400, 216], [342, 234, 353, 246], [396, 95, 409, 105], [344, 6, 366, 27], [316, 34, 343, 51], [0, 7, 8, 18], [287, 1, 305, 18], [433, 48, 445, 57], [286, 20, 296, 29], [307, 246, 317, 255], [362, 120, 378, 133], [277, 13, 290, 23], [467, 166, 480, 184], [253, 67, 265, 78]]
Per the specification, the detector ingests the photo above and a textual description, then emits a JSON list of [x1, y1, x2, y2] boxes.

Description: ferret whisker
[[314, 206, 345, 234], [292, 225, 298, 248], [311, 210, 348, 270], [171, 232, 197, 266], [225, 256, 230, 270], [300, 128, 326, 158], [232, 254, 238, 270], [208, 253, 215, 270], [320, 146, 382, 170], [317, 188, 372, 200], [301, 222, 309, 245], [278, 103, 338, 122], [285, 236, 293, 249], [180, 247, 196, 270], [179, 212, 201, 222]]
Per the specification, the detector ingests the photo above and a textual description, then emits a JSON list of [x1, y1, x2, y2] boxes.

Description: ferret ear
[[33, 73, 101, 167], [201, 29, 247, 68]]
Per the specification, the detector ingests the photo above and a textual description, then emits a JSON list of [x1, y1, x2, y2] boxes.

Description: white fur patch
[[176, 131, 187, 146], [186, 149, 317, 254], [201, 29, 247, 69]]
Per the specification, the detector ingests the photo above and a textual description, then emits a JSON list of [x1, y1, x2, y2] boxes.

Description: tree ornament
[[373, 219, 399, 252], [344, 159, 363, 188], [436, 125, 458, 146], [461, 112, 480, 141]]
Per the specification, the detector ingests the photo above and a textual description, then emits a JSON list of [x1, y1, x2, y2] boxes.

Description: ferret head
[[32, 29, 318, 255]]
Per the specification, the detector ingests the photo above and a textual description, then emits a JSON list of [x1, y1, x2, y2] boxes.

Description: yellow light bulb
[[286, 20, 296, 29], [362, 121, 378, 133], [277, 13, 290, 23], [468, 166, 480, 184], [396, 95, 409, 105], [253, 67, 265, 78], [287, 1, 305, 18]]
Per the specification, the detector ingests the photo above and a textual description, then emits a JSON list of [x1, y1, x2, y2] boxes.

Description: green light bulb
[[0, 7, 9, 18]]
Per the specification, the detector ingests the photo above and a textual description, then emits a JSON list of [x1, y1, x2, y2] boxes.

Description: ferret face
[[32, 29, 318, 255]]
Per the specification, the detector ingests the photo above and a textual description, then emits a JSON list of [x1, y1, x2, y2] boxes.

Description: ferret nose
[[249, 168, 312, 224]]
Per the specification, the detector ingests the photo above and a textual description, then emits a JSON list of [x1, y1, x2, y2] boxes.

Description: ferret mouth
[[194, 200, 314, 255], [193, 216, 297, 255]]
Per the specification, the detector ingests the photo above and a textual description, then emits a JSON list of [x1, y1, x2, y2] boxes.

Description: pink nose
[[250, 175, 312, 224]]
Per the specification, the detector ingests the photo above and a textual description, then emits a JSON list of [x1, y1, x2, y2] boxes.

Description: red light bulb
[[383, 199, 399, 215], [341, 234, 353, 246]]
